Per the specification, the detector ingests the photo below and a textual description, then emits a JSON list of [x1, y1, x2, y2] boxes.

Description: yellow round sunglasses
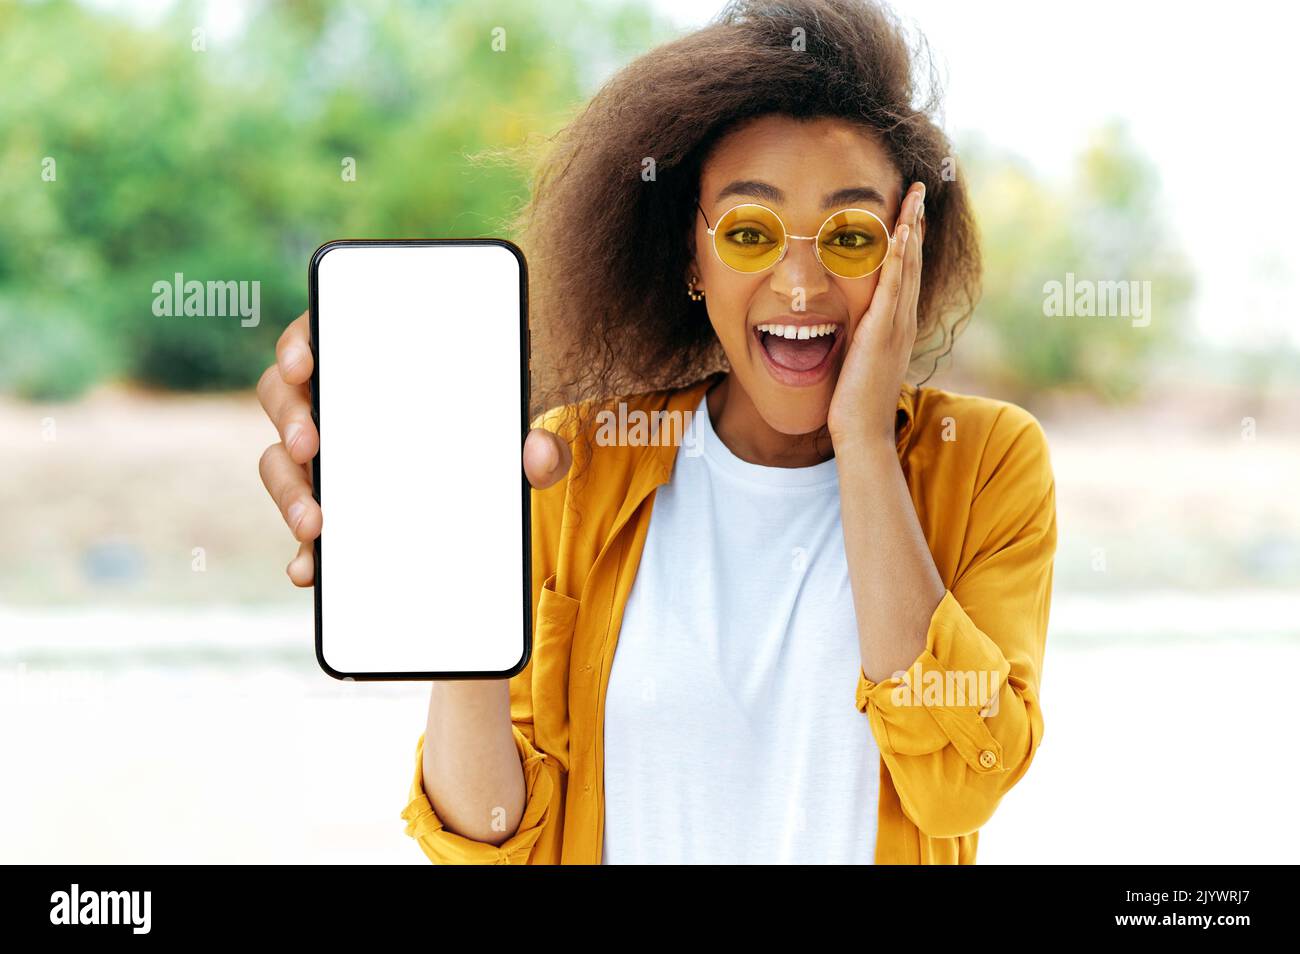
[[696, 199, 893, 279]]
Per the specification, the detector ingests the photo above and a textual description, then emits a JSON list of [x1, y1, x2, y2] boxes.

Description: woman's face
[[689, 114, 904, 436]]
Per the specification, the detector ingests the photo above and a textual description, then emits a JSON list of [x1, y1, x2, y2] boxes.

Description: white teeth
[[758, 323, 838, 338]]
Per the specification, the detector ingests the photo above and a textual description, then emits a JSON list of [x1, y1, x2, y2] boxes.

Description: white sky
[[647, 0, 1300, 352]]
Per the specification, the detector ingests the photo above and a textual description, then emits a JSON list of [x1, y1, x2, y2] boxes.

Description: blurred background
[[2, 0, 1297, 863]]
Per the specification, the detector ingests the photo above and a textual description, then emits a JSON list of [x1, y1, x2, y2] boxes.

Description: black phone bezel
[[307, 238, 531, 681]]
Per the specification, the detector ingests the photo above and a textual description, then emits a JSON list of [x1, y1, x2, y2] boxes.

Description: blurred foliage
[[0, 0, 669, 398], [960, 121, 1195, 402], [0, 0, 1189, 400]]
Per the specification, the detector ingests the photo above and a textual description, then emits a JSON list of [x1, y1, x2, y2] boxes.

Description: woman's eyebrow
[[714, 179, 888, 209]]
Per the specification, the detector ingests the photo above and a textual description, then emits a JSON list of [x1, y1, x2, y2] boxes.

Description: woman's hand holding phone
[[256, 310, 572, 587], [257, 308, 570, 846]]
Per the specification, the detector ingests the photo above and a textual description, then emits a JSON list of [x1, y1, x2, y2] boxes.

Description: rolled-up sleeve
[[855, 406, 1056, 839], [400, 724, 562, 864]]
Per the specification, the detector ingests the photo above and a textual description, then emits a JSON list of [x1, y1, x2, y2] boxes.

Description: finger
[[907, 240, 923, 343], [913, 199, 925, 322], [256, 363, 319, 465], [286, 540, 315, 587], [898, 185, 925, 334], [258, 441, 323, 543], [523, 428, 573, 490], [868, 215, 911, 329], [277, 311, 314, 386]]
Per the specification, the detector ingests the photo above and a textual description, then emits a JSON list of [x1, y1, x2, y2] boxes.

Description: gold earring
[[687, 275, 704, 301]]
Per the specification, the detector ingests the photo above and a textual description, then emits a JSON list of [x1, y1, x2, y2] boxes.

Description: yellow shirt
[[401, 371, 1057, 864]]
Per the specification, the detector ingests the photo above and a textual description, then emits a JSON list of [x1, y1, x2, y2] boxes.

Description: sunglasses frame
[[696, 199, 894, 279]]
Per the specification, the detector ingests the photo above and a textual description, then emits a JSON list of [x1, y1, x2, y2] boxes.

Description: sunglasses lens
[[713, 204, 785, 272], [817, 210, 890, 278]]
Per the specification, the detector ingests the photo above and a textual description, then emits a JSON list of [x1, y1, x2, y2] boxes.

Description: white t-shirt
[[600, 392, 880, 864]]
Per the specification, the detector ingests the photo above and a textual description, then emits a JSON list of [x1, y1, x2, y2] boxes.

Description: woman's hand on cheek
[[827, 182, 925, 452]]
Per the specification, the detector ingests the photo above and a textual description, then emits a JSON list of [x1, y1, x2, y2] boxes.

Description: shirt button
[[978, 749, 998, 769]]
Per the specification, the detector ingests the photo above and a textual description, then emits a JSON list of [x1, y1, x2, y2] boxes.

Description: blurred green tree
[[0, 0, 669, 397], [955, 121, 1194, 402]]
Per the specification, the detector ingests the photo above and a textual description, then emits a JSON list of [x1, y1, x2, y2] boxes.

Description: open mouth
[[754, 322, 840, 373]]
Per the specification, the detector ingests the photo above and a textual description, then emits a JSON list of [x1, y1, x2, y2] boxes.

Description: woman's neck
[[705, 373, 833, 468]]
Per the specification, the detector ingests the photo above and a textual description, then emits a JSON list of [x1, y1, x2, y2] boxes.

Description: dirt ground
[[5, 378, 1300, 607]]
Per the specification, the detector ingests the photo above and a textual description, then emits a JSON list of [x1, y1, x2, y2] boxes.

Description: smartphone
[[307, 239, 530, 680]]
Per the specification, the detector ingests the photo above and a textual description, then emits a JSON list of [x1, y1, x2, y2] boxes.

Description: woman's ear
[[687, 203, 703, 261], [684, 262, 703, 297], [685, 209, 704, 292], [683, 249, 701, 287]]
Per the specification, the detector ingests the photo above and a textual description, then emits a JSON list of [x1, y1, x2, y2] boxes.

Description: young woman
[[257, 0, 1056, 864]]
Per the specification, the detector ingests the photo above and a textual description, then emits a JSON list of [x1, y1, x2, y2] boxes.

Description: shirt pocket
[[531, 571, 581, 773]]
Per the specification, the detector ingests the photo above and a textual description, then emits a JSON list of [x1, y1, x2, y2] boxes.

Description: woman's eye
[[825, 230, 874, 249], [725, 227, 774, 246]]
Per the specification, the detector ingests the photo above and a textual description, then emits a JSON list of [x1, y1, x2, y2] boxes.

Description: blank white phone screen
[[312, 242, 526, 678]]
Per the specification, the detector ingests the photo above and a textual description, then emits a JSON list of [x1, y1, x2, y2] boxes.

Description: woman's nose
[[769, 237, 830, 300]]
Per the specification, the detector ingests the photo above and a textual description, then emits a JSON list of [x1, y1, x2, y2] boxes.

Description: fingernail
[[916, 198, 924, 224], [285, 423, 302, 453], [288, 500, 306, 530]]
